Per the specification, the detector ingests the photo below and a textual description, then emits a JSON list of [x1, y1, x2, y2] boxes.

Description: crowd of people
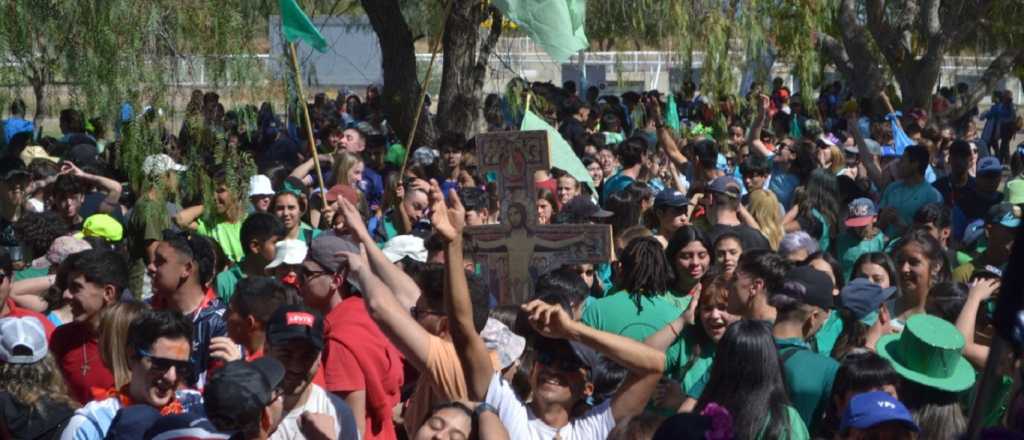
[[0, 77, 1022, 440]]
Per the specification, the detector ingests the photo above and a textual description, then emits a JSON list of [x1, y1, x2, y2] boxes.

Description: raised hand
[[521, 299, 579, 341], [337, 197, 369, 238], [428, 180, 459, 243]]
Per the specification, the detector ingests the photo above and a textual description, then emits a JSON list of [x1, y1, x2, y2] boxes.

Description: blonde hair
[[828, 146, 844, 174], [331, 151, 363, 187], [0, 353, 79, 414], [99, 301, 148, 388], [747, 189, 784, 250]]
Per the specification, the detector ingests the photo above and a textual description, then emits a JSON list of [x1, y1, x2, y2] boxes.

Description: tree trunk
[[436, 2, 502, 138], [30, 76, 46, 129], [893, 57, 942, 112], [360, 0, 436, 150]]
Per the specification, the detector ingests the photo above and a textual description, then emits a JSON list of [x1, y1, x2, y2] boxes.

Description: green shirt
[[757, 406, 810, 440], [665, 326, 714, 395], [296, 223, 322, 244], [14, 266, 48, 281], [775, 337, 839, 431], [810, 208, 831, 253], [952, 261, 977, 284], [215, 263, 246, 303], [197, 216, 245, 263], [812, 310, 843, 357], [581, 290, 684, 342], [836, 231, 887, 281]]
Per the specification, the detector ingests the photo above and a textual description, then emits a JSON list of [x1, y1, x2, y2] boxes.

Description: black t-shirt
[[708, 223, 771, 252], [0, 392, 75, 440], [932, 175, 975, 208]]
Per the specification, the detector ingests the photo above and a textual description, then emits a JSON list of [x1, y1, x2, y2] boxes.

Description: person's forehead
[[151, 337, 191, 359]]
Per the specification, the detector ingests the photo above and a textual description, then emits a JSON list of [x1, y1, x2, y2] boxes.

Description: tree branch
[[476, 6, 502, 67], [942, 47, 1024, 121]]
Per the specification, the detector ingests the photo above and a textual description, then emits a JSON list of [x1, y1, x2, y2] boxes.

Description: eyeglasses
[[138, 349, 192, 377], [536, 351, 585, 373], [411, 306, 443, 319]]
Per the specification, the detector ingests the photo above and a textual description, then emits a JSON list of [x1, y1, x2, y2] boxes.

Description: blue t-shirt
[[769, 161, 800, 210], [2, 117, 33, 145], [601, 173, 636, 205], [879, 180, 943, 231]]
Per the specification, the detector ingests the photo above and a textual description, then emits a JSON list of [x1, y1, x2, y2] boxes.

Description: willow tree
[[0, 0, 272, 125]]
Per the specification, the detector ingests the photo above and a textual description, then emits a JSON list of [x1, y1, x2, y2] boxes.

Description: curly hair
[[14, 211, 71, 258], [0, 353, 79, 415]]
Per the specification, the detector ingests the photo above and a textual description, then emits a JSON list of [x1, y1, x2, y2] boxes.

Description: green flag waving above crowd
[[492, 0, 588, 62], [521, 109, 595, 192], [280, 0, 328, 52]]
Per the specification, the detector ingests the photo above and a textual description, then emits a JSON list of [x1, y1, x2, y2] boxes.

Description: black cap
[[561, 195, 613, 219], [66, 143, 99, 167], [106, 405, 161, 439], [654, 189, 689, 208], [533, 336, 598, 371], [839, 278, 898, 321], [779, 266, 835, 310], [708, 176, 741, 198], [204, 357, 286, 434], [266, 305, 325, 351], [143, 413, 228, 439]]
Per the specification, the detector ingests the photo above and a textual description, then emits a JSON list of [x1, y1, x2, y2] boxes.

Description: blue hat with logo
[[986, 203, 1021, 229], [839, 391, 919, 433], [977, 156, 1003, 176]]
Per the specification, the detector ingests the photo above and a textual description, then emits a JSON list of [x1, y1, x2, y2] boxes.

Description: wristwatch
[[473, 402, 498, 418]]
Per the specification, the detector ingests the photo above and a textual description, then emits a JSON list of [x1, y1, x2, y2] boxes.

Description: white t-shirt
[[269, 384, 341, 440], [485, 372, 615, 440]]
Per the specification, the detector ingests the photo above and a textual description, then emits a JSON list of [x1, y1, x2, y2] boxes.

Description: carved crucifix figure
[[464, 130, 612, 304]]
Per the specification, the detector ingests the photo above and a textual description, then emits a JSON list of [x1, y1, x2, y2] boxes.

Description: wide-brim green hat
[[875, 314, 976, 393]]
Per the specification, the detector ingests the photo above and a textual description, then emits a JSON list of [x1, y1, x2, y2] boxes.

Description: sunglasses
[[411, 306, 444, 319], [536, 351, 585, 373], [138, 349, 192, 377], [575, 268, 595, 277]]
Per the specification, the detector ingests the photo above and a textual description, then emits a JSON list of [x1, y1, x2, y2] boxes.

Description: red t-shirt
[[3, 298, 55, 339], [322, 296, 404, 440], [48, 321, 115, 404]]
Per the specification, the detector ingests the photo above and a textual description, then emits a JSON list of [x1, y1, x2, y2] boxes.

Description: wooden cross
[[464, 130, 612, 305]]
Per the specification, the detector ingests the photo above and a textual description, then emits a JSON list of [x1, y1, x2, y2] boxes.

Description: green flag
[[492, 0, 588, 62], [665, 95, 680, 132], [280, 0, 328, 52], [521, 110, 595, 192]]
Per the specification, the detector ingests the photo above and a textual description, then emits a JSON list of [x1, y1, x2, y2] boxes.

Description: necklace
[[81, 345, 91, 376]]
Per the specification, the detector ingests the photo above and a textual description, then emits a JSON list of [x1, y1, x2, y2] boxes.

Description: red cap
[[324, 184, 359, 205]]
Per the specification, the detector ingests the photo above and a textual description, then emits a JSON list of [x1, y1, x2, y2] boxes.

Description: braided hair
[[618, 237, 675, 311]]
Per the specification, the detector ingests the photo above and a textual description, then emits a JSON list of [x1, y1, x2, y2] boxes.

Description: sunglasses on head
[[536, 350, 585, 373], [138, 349, 192, 377]]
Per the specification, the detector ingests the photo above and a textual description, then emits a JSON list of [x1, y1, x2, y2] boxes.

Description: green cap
[[875, 314, 975, 392]]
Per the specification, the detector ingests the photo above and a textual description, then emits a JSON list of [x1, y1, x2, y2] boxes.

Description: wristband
[[473, 402, 498, 418]]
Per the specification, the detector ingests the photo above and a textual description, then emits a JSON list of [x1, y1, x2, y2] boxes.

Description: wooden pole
[[398, 0, 453, 179], [288, 42, 328, 207]]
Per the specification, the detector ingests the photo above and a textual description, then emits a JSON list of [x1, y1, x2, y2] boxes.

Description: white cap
[[381, 235, 427, 263], [0, 317, 48, 364], [481, 319, 526, 370], [265, 239, 309, 269], [142, 154, 187, 176], [249, 174, 275, 197]]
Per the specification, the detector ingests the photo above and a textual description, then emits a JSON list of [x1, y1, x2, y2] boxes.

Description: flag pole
[[398, 0, 453, 179], [288, 42, 328, 207]]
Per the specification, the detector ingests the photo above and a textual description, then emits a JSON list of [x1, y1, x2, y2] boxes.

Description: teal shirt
[[759, 406, 811, 440], [776, 337, 839, 431], [215, 263, 245, 303], [878, 180, 942, 234], [665, 326, 714, 395], [600, 173, 635, 205], [836, 231, 887, 281], [296, 223, 322, 244], [810, 208, 831, 253], [14, 266, 48, 281], [812, 310, 843, 357], [581, 290, 684, 342]]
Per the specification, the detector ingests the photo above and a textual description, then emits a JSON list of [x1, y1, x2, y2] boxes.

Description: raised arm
[[62, 162, 122, 214], [433, 181, 493, 400], [746, 95, 773, 158], [336, 196, 421, 309], [336, 246, 433, 373], [173, 205, 204, 231], [848, 112, 888, 191], [289, 155, 333, 186], [956, 278, 996, 369], [522, 300, 665, 424], [648, 97, 688, 167]]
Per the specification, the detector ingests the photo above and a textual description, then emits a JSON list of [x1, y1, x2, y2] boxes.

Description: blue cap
[[977, 156, 1003, 175], [708, 176, 741, 198], [654, 189, 689, 208], [840, 391, 919, 433], [986, 203, 1021, 229], [839, 278, 898, 323]]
